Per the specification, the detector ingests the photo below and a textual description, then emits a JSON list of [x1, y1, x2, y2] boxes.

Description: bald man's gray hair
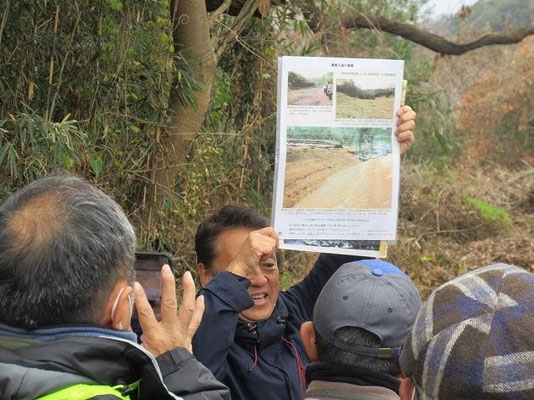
[[0, 175, 136, 329]]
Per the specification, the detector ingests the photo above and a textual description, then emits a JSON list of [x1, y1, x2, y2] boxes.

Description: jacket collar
[[0, 322, 138, 344], [235, 298, 290, 349], [306, 362, 401, 394], [0, 328, 180, 399]]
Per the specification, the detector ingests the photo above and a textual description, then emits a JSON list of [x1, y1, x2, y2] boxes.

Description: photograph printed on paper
[[283, 126, 393, 209], [287, 71, 333, 106], [335, 74, 395, 119]]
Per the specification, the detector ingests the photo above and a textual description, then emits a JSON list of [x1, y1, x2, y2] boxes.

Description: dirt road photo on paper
[[287, 71, 333, 106], [335, 78, 395, 119], [283, 127, 392, 209]]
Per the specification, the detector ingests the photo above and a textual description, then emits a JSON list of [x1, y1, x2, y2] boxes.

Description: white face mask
[[110, 286, 134, 323]]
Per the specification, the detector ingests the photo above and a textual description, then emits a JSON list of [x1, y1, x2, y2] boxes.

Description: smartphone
[[131, 251, 173, 339]]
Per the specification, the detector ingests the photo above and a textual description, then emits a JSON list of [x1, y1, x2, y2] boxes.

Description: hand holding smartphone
[[132, 253, 205, 356], [131, 252, 173, 339]]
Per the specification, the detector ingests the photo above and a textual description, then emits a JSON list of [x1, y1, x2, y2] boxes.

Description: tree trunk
[[150, 0, 217, 215]]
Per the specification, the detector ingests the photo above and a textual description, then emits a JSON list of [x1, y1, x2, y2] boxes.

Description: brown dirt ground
[[288, 87, 332, 106], [294, 154, 393, 209], [283, 146, 360, 207]]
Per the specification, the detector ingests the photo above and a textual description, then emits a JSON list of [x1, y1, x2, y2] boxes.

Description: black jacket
[[193, 254, 362, 400], [0, 330, 230, 399]]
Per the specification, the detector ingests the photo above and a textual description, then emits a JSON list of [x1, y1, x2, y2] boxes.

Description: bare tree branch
[[209, 0, 232, 22], [341, 14, 534, 55], [208, 0, 534, 56], [215, 0, 260, 59], [206, 0, 283, 16]]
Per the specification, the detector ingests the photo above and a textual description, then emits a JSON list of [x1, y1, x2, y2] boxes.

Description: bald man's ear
[[398, 374, 416, 400], [300, 321, 319, 362], [197, 263, 213, 287], [100, 279, 132, 330]]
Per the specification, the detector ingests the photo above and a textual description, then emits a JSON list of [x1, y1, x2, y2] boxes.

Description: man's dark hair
[[315, 327, 401, 375], [195, 204, 276, 273], [0, 175, 136, 329]]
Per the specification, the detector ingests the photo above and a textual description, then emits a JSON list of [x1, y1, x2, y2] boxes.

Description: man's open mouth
[[251, 293, 268, 306]]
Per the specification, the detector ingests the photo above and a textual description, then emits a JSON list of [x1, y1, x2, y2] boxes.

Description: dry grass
[[282, 161, 534, 299], [335, 93, 394, 119], [391, 162, 534, 298]]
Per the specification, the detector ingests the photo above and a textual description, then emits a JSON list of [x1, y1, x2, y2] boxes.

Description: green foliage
[[287, 126, 391, 158], [404, 86, 460, 164], [172, 53, 201, 110], [456, 0, 533, 32], [316, 0, 428, 60], [5, 0, 520, 283], [206, 69, 232, 129], [0, 0, 176, 212], [288, 72, 315, 89], [105, 0, 123, 12], [90, 154, 104, 177], [336, 80, 394, 99], [0, 111, 87, 190], [465, 197, 512, 228], [287, 71, 332, 90], [279, 269, 297, 290], [347, 0, 428, 21]]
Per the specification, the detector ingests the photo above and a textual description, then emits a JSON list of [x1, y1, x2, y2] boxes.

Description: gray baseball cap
[[314, 259, 421, 359]]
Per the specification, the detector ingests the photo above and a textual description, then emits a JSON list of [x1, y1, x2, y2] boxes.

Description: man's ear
[[300, 321, 319, 362], [100, 280, 132, 330], [197, 263, 213, 287], [399, 375, 416, 400]]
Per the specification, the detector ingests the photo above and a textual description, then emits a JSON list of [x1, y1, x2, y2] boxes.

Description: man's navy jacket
[[193, 254, 362, 400]]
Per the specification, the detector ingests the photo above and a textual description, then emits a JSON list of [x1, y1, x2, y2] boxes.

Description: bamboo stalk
[[0, 0, 11, 47], [45, 5, 60, 121]]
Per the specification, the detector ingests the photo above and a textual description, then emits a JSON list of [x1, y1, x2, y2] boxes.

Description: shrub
[[465, 197, 512, 229], [336, 80, 394, 99]]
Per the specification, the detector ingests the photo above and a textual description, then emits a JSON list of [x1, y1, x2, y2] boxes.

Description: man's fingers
[[259, 239, 277, 258], [397, 110, 416, 126], [188, 295, 205, 341], [160, 265, 178, 323], [133, 281, 158, 333], [397, 105, 412, 116], [396, 120, 415, 135], [398, 131, 414, 154], [397, 130, 414, 143], [255, 227, 280, 247], [251, 234, 278, 264], [177, 271, 196, 327]]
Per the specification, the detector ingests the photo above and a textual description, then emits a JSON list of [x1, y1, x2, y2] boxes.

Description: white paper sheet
[[272, 56, 404, 256]]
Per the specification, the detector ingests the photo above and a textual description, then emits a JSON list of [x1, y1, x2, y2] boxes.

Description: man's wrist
[[227, 262, 247, 278]]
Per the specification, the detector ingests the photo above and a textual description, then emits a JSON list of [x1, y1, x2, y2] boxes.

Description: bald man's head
[[7, 191, 67, 252], [0, 175, 136, 329]]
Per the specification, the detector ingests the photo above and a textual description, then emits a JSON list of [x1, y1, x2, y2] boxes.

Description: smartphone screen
[[131, 252, 173, 340]]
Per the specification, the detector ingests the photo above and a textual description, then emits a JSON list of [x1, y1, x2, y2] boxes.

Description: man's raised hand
[[134, 265, 204, 357], [396, 105, 416, 154], [227, 227, 279, 278]]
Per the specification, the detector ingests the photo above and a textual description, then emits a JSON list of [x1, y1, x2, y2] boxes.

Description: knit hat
[[314, 259, 421, 359], [400, 263, 534, 400]]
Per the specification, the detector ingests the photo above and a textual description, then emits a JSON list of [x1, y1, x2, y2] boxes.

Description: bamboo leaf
[[0, 144, 9, 166], [90, 154, 103, 177]]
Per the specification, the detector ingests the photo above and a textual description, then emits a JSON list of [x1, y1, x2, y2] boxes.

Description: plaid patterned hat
[[400, 264, 534, 400]]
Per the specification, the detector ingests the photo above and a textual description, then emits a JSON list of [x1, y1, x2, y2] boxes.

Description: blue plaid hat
[[400, 263, 534, 400]]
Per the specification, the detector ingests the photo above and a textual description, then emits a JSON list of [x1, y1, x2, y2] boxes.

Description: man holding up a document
[[191, 101, 416, 400]]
